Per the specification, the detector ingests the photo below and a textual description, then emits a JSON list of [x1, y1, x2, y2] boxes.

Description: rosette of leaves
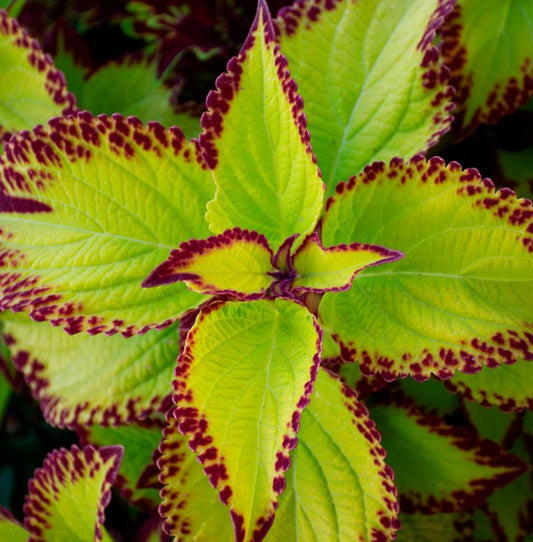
[[1, 0, 533, 540]]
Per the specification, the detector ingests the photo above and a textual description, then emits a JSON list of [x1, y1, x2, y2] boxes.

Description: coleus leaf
[[267, 368, 399, 541], [0, 10, 76, 141], [395, 512, 470, 542], [81, 421, 163, 510], [320, 155, 533, 381], [170, 298, 321, 542], [0, 507, 27, 542], [370, 402, 528, 514], [441, 0, 533, 133], [291, 232, 403, 293], [143, 228, 274, 299], [276, 0, 454, 195], [498, 148, 533, 199], [0, 112, 214, 334], [202, 0, 323, 250], [1, 312, 178, 427], [23, 444, 122, 542], [445, 359, 533, 412]]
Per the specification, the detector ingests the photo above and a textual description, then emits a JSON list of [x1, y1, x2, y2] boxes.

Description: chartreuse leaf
[[2, 312, 178, 427], [320, 156, 533, 381], [159, 411, 234, 541], [0, 10, 76, 141], [171, 298, 320, 542], [441, 0, 533, 133], [143, 228, 274, 298], [24, 444, 122, 542], [0, 112, 214, 334], [79, 55, 201, 138], [292, 232, 403, 292], [267, 369, 399, 541], [370, 403, 527, 514], [202, 1, 323, 250], [276, 0, 454, 196], [82, 422, 163, 509], [0, 507, 27, 541], [445, 359, 533, 412]]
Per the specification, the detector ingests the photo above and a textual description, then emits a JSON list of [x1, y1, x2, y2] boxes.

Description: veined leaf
[[0, 10, 76, 141], [0, 112, 214, 334], [24, 444, 122, 542], [320, 156, 533, 381], [202, 0, 323, 250], [159, 410, 234, 541], [292, 232, 403, 292], [81, 421, 163, 510], [171, 298, 321, 542], [441, 0, 533, 133], [371, 403, 528, 513], [276, 0, 454, 196], [143, 228, 274, 299], [445, 359, 533, 412], [0, 507, 27, 541], [2, 312, 179, 427], [267, 368, 399, 541]]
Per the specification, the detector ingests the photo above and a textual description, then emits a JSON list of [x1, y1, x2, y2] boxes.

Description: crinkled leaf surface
[[370, 403, 527, 514], [441, 0, 533, 133], [24, 444, 122, 542], [0, 507, 27, 541], [446, 359, 533, 412], [291, 232, 403, 292], [82, 422, 163, 509], [79, 55, 201, 138], [276, 0, 454, 196], [0, 10, 75, 141], [320, 156, 533, 381], [202, 1, 323, 250], [2, 312, 179, 427], [159, 411, 234, 541], [267, 368, 399, 541], [172, 298, 320, 542], [0, 112, 214, 334], [144, 228, 274, 298]]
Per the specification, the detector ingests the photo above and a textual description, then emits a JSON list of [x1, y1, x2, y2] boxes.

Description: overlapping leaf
[[143, 228, 274, 298], [320, 156, 533, 380], [370, 402, 527, 513], [2, 312, 179, 427], [267, 368, 399, 541], [441, 0, 533, 133], [0, 10, 75, 141], [0, 112, 214, 334], [395, 512, 470, 542], [498, 148, 533, 199], [202, 1, 323, 250], [276, 0, 455, 195], [24, 444, 122, 541], [0, 507, 27, 541], [169, 298, 321, 542]]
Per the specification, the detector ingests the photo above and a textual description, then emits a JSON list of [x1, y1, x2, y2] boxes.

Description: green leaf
[[79, 55, 201, 137], [370, 402, 527, 513], [0, 11, 76, 141], [172, 298, 321, 541], [202, 1, 323, 250], [292, 232, 403, 292], [24, 444, 122, 542], [159, 411, 234, 541], [276, 0, 454, 196], [2, 312, 179, 427], [445, 359, 533, 412], [320, 156, 533, 381], [143, 228, 274, 298], [395, 512, 468, 542], [498, 148, 533, 199], [0, 369, 9, 422], [81, 422, 163, 509], [0, 507, 27, 542], [267, 368, 399, 541], [441, 0, 533, 133], [0, 112, 214, 334]]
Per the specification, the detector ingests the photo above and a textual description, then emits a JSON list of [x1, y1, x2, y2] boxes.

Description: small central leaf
[[143, 228, 274, 298]]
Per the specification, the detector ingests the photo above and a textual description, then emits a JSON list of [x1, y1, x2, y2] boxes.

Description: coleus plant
[[0, 0, 532, 540]]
